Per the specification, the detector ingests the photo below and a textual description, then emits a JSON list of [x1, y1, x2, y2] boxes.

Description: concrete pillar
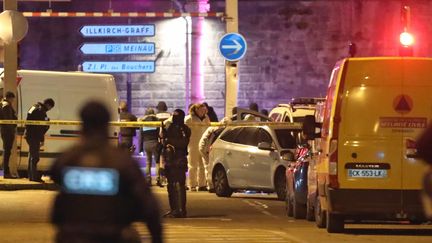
[[2, 0, 19, 177], [185, 0, 210, 105]]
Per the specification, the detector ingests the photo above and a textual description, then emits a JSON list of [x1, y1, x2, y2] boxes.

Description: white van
[[0, 69, 119, 175]]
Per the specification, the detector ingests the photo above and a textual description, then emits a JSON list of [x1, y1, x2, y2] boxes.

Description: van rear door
[[400, 59, 431, 216], [338, 58, 404, 197], [338, 58, 432, 217]]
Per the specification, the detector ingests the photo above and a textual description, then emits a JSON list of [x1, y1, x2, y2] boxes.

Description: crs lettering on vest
[[62, 167, 119, 196]]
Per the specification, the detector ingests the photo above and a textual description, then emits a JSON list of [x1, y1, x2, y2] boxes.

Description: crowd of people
[[10, 96, 431, 241], [118, 100, 272, 195], [1, 96, 432, 242]]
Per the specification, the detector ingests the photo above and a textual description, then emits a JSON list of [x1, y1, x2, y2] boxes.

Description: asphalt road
[[0, 188, 432, 243]]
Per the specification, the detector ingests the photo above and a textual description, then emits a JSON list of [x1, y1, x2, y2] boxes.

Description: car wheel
[[326, 212, 344, 233], [285, 189, 293, 217], [274, 170, 286, 201], [315, 194, 326, 228], [213, 167, 233, 197], [306, 197, 315, 221], [293, 193, 306, 219]]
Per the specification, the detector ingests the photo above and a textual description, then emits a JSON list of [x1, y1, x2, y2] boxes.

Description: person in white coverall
[[185, 103, 210, 191], [198, 118, 229, 191]]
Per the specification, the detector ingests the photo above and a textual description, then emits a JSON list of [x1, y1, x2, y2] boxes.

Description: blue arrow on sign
[[80, 43, 155, 55], [80, 25, 155, 37], [218, 33, 247, 62], [82, 61, 155, 73]]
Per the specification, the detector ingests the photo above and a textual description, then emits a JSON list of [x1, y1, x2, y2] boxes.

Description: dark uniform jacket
[[163, 124, 191, 169], [50, 137, 162, 242], [119, 111, 137, 137], [141, 114, 159, 142], [25, 102, 50, 140], [0, 98, 17, 135]]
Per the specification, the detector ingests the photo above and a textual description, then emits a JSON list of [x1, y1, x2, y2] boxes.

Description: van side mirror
[[258, 142, 274, 151], [302, 115, 317, 140]]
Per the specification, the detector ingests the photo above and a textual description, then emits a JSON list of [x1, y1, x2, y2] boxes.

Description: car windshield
[[274, 129, 299, 149]]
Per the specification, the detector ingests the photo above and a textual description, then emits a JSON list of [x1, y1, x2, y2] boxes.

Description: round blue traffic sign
[[218, 33, 247, 62]]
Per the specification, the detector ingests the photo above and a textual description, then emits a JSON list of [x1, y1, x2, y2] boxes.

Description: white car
[[207, 124, 301, 200]]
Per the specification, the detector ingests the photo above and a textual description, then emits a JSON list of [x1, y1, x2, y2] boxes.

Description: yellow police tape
[[0, 120, 303, 129]]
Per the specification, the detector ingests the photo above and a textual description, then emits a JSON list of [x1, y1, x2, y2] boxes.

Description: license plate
[[347, 169, 387, 178]]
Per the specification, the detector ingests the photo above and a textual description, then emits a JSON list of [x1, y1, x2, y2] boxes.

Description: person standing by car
[[139, 107, 160, 186], [161, 109, 191, 218], [25, 98, 55, 182], [0, 92, 18, 179], [50, 101, 162, 243], [185, 103, 210, 191], [198, 117, 229, 190], [118, 101, 137, 152]]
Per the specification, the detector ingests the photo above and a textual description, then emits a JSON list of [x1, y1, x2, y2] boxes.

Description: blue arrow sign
[[218, 33, 247, 62], [80, 43, 155, 55], [82, 61, 155, 73], [80, 25, 155, 37]]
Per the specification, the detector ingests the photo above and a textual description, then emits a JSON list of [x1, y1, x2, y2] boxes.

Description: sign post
[[80, 23, 157, 113], [224, 0, 239, 117]]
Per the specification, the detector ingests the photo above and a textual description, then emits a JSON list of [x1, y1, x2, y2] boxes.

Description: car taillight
[[328, 139, 339, 188]]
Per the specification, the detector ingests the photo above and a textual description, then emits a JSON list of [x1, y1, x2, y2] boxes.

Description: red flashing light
[[400, 32, 414, 46]]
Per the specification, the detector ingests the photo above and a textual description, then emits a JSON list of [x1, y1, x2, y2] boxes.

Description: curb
[[0, 179, 59, 191]]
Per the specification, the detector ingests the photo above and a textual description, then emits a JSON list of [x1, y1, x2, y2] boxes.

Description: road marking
[[253, 200, 269, 209], [183, 217, 232, 221], [242, 199, 279, 219], [135, 224, 304, 243]]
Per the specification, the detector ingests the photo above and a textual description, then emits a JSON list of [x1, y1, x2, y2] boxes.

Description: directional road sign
[[218, 33, 247, 62], [82, 61, 155, 73], [80, 43, 155, 55], [80, 25, 155, 37]]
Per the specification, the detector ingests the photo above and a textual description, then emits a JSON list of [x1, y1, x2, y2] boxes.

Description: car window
[[219, 127, 243, 143], [234, 127, 259, 146], [270, 113, 280, 122], [274, 129, 297, 149], [257, 128, 273, 145], [209, 127, 226, 145], [284, 116, 291, 122]]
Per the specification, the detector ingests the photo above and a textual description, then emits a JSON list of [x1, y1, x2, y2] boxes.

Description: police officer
[[118, 101, 137, 152], [155, 101, 171, 187], [25, 98, 55, 182], [161, 109, 191, 218], [0, 92, 18, 179], [50, 101, 162, 243]]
